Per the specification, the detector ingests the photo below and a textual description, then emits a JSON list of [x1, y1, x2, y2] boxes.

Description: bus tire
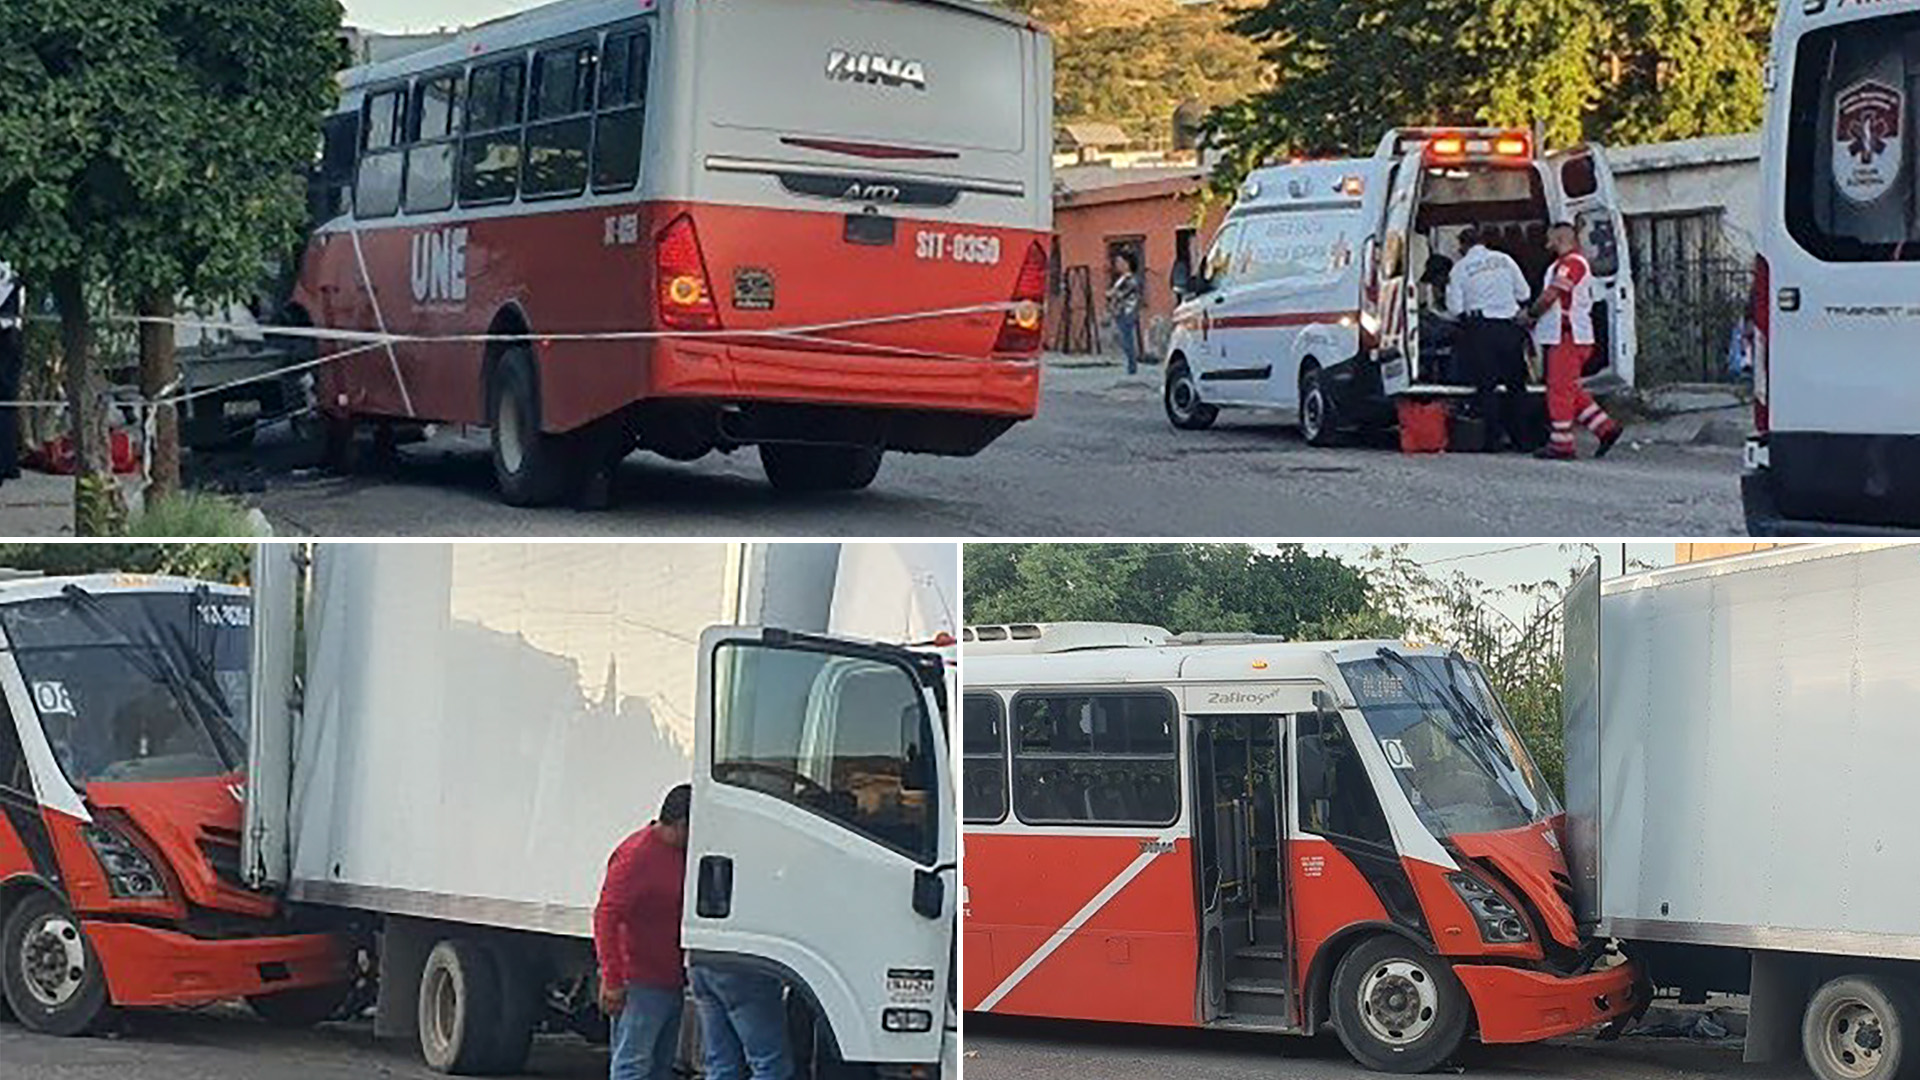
[[1329, 935, 1470, 1074], [417, 939, 506, 1075], [247, 982, 352, 1028], [760, 444, 884, 494], [1164, 358, 1218, 431], [488, 347, 575, 508], [1, 891, 112, 1037], [1300, 364, 1341, 447], [1801, 973, 1920, 1080]]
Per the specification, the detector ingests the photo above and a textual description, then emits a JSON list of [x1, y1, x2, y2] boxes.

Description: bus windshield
[[1784, 12, 1920, 262], [0, 589, 249, 787], [1339, 651, 1559, 837]]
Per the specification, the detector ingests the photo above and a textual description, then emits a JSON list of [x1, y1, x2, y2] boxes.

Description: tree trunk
[[139, 292, 181, 499], [53, 274, 126, 536]]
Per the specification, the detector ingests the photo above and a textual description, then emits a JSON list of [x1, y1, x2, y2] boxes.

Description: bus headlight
[[82, 822, 168, 901], [1447, 872, 1530, 944]]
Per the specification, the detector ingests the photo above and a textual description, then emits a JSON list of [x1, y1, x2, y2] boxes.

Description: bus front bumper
[[1454, 961, 1640, 1044], [85, 920, 349, 1008], [650, 339, 1040, 421]]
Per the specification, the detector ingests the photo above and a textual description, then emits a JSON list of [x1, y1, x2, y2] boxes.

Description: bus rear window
[[1785, 14, 1920, 262]]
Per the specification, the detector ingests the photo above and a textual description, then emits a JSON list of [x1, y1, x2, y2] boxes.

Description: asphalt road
[[219, 365, 1748, 537], [965, 1015, 1800, 1080]]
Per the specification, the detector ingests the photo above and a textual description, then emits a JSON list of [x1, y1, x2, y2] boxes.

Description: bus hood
[[85, 775, 275, 919], [1450, 816, 1581, 951]]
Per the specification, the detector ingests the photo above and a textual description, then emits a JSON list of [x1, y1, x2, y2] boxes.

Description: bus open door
[[1544, 146, 1637, 389], [686, 627, 956, 1073]]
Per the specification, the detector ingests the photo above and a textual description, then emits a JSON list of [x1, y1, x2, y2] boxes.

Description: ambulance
[[1743, 0, 1920, 534], [1164, 130, 1635, 446]]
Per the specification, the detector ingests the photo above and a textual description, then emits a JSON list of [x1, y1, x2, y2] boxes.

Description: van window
[[594, 27, 651, 193], [1011, 691, 1178, 827], [1236, 213, 1360, 284], [963, 693, 1006, 823], [1785, 14, 1920, 262], [356, 88, 408, 219], [1205, 223, 1245, 287], [461, 59, 527, 206]]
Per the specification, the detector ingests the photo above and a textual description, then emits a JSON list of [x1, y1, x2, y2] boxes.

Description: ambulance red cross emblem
[[1833, 78, 1905, 203]]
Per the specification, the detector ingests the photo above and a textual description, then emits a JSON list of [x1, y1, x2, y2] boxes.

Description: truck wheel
[[1329, 935, 1471, 1074], [1300, 365, 1341, 447], [488, 346, 576, 508], [1164, 359, 1218, 431], [418, 939, 507, 1075], [247, 982, 351, 1028], [1802, 974, 1920, 1080], [759, 444, 884, 494], [478, 942, 539, 1075], [1, 891, 112, 1037]]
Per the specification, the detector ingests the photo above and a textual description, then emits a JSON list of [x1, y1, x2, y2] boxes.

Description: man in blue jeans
[[594, 784, 692, 1080], [690, 965, 794, 1080]]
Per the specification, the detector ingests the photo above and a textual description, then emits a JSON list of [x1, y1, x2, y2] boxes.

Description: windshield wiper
[[1374, 648, 1516, 784]]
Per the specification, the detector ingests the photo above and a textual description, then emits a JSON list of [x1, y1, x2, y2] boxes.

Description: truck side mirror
[[912, 869, 945, 920]]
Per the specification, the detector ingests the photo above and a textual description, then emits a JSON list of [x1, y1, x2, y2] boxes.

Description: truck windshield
[[0, 589, 248, 787], [1339, 651, 1559, 837]]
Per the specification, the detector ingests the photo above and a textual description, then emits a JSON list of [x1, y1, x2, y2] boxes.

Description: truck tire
[[247, 982, 351, 1028], [1164, 358, 1218, 431], [478, 942, 540, 1075], [488, 346, 576, 508], [1802, 973, 1920, 1080], [1300, 364, 1342, 447], [1, 891, 112, 1037], [1328, 935, 1471, 1074], [759, 444, 884, 494], [417, 939, 507, 1075]]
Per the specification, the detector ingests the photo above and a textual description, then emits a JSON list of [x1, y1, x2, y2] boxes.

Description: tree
[[0, 0, 342, 530], [0, 542, 251, 583]]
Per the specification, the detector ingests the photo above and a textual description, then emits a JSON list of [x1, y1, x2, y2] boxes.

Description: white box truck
[[1563, 543, 1920, 1080], [241, 542, 958, 1076]]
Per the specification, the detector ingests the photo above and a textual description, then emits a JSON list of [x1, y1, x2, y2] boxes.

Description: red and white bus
[[0, 576, 347, 1035], [293, 0, 1053, 505], [961, 623, 1639, 1073]]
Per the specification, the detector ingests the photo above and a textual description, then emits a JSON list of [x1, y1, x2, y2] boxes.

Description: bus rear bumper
[[649, 339, 1040, 420], [86, 920, 349, 1008], [1454, 961, 1639, 1044]]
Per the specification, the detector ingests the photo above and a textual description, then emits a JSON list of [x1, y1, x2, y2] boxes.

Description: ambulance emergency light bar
[[1379, 128, 1532, 162]]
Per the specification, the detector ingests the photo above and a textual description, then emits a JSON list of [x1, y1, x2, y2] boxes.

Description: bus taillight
[[993, 240, 1049, 356], [657, 214, 722, 332]]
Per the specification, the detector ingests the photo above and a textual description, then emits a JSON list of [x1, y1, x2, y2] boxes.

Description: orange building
[[1674, 543, 1790, 563]]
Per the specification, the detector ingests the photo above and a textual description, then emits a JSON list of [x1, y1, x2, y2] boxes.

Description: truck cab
[[1165, 129, 1634, 446], [0, 575, 346, 1036]]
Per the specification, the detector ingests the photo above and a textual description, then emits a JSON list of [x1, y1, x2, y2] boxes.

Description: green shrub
[[127, 492, 258, 538]]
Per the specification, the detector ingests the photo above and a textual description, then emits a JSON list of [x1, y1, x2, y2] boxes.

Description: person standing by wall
[[0, 259, 23, 488], [594, 784, 693, 1080], [1106, 250, 1144, 375], [1526, 223, 1623, 461]]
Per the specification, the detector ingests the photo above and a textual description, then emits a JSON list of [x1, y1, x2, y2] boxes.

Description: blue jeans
[[610, 984, 684, 1080], [690, 967, 794, 1080], [1115, 312, 1142, 374]]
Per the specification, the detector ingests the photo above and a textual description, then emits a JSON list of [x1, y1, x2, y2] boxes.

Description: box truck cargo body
[[1564, 543, 1920, 1080], [244, 543, 957, 1076]]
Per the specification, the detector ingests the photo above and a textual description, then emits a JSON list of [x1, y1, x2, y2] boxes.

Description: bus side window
[[524, 41, 596, 200], [1294, 710, 1393, 848], [460, 58, 527, 207], [593, 27, 650, 194], [356, 88, 408, 220], [0, 689, 29, 797], [310, 112, 359, 227], [405, 73, 461, 215], [962, 693, 1007, 824], [1010, 692, 1178, 827]]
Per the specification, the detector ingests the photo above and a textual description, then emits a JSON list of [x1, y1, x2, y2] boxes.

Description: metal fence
[[1631, 255, 1755, 387]]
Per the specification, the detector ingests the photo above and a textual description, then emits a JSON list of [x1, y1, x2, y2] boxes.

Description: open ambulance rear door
[[1545, 147, 1637, 390], [1371, 147, 1426, 394], [686, 626, 955, 1068]]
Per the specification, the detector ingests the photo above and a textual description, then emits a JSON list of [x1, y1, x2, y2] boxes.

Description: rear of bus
[[1748, 0, 1920, 533], [648, 0, 1052, 460]]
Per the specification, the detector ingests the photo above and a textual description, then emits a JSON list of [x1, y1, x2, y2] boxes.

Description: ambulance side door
[[1545, 146, 1636, 389], [1188, 221, 1247, 388], [1370, 149, 1425, 394]]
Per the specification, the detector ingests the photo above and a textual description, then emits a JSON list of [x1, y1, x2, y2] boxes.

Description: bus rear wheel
[[1329, 935, 1470, 1074], [488, 347, 576, 508], [1802, 973, 1920, 1080], [760, 444, 884, 494], [1, 891, 112, 1037]]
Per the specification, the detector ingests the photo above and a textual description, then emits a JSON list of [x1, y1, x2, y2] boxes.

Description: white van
[[1743, 0, 1920, 534], [1164, 129, 1635, 445]]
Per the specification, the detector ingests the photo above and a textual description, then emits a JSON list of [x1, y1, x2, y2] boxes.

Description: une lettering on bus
[[410, 227, 471, 305]]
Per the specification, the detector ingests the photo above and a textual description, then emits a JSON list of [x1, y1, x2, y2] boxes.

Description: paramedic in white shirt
[[1444, 226, 1533, 451], [0, 260, 22, 486]]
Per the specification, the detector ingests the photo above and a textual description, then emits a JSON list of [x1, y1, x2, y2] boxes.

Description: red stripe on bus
[[780, 136, 961, 161]]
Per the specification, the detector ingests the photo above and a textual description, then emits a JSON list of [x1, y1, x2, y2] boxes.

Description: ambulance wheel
[[488, 346, 576, 508], [1329, 935, 1470, 1074], [1300, 364, 1341, 447], [1801, 973, 1920, 1080], [1164, 358, 1217, 430], [760, 444, 884, 493], [247, 982, 351, 1028], [1, 891, 112, 1037], [417, 939, 507, 1074]]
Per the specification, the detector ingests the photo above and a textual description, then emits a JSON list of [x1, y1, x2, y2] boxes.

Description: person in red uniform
[[594, 784, 692, 1080], [1526, 222, 1623, 460]]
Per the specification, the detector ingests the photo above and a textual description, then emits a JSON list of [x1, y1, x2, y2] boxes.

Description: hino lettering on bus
[[826, 49, 929, 90]]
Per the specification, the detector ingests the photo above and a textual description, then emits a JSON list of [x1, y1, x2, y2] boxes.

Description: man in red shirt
[[1526, 222, 1624, 460], [594, 784, 692, 1080]]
